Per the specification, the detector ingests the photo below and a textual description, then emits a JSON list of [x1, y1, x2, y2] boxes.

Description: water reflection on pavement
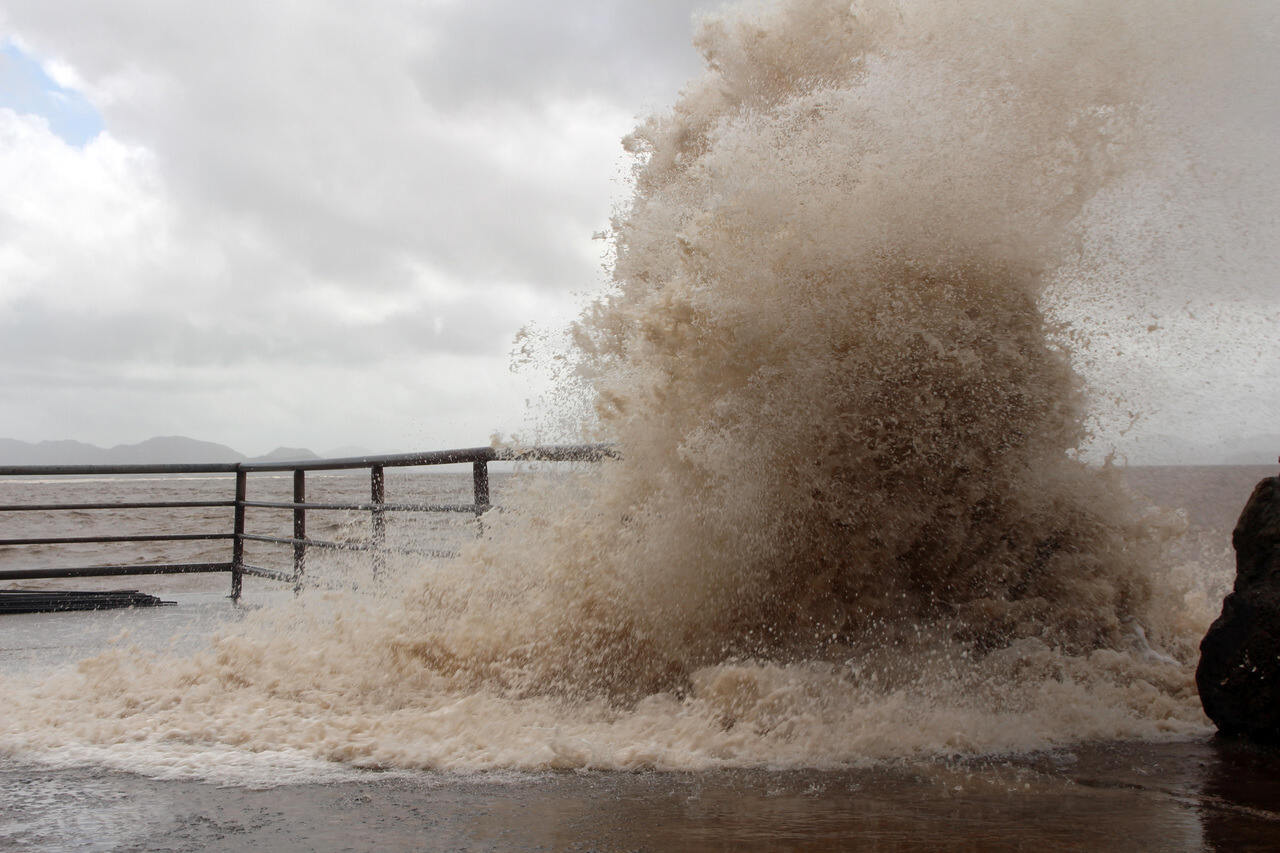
[[2, 740, 1279, 851]]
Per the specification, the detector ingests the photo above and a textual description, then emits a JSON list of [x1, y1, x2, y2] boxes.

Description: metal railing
[[0, 443, 612, 601]]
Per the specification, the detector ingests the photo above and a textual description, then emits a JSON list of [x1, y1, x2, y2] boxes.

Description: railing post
[[230, 469, 246, 602], [292, 469, 306, 593], [370, 464, 386, 577], [472, 460, 490, 534]]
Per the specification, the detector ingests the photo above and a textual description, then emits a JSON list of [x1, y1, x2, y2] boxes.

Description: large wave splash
[[2, 0, 1225, 774], [453, 0, 1194, 693]]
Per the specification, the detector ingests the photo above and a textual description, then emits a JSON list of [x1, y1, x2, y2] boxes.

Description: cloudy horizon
[[1, 1, 1276, 463]]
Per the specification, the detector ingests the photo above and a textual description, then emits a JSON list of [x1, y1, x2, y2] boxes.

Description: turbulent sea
[[3, 0, 1279, 847]]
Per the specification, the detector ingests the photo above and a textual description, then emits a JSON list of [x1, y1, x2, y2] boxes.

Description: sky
[[0, 1, 1276, 462], [0, 0, 723, 456]]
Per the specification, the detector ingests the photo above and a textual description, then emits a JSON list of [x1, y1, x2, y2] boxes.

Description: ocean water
[[3, 0, 1279, 847]]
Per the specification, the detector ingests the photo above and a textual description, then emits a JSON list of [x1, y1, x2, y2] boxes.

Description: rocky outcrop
[[1196, 476, 1280, 741]]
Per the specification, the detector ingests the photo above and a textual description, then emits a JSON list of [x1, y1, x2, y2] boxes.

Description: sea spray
[[467, 0, 1190, 691], [0, 0, 1243, 775]]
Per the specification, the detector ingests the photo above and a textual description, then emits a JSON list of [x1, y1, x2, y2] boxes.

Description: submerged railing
[[0, 444, 611, 602]]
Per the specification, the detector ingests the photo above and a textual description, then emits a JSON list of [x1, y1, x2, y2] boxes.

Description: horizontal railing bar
[[0, 463, 240, 476], [238, 446, 497, 472], [0, 533, 234, 546], [240, 533, 367, 551], [0, 500, 236, 512], [497, 444, 619, 463], [238, 442, 615, 472], [239, 564, 295, 583], [238, 534, 461, 558], [0, 443, 614, 477], [240, 500, 478, 513], [396, 547, 460, 559], [380, 503, 479, 513], [0, 562, 231, 580]]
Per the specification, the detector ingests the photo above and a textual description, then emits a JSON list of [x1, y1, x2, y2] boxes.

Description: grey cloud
[[0, 287, 526, 368], [412, 0, 715, 108], [0, 1, 722, 448], [3, 1, 715, 293]]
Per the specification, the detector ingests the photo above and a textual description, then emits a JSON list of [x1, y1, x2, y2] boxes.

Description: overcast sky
[[0, 1, 1276, 462], [0, 0, 723, 456]]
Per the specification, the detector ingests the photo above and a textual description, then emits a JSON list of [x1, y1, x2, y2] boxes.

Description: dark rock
[[1197, 476, 1280, 741]]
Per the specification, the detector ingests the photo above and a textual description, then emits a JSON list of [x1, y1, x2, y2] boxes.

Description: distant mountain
[[0, 436, 318, 466], [105, 436, 243, 464], [250, 447, 321, 463], [0, 438, 106, 465]]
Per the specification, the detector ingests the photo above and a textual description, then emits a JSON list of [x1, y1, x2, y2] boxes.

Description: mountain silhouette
[[0, 436, 321, 465]]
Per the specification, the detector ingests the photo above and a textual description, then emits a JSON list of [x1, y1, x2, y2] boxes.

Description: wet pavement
[[3, 739, 1280, 851]]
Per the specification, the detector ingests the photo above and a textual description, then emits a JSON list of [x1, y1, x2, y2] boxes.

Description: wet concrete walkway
[[3, 739, 1280, 851]]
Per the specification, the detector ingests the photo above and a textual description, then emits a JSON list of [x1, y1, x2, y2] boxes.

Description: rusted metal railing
[[0, 443, 612, 601]]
